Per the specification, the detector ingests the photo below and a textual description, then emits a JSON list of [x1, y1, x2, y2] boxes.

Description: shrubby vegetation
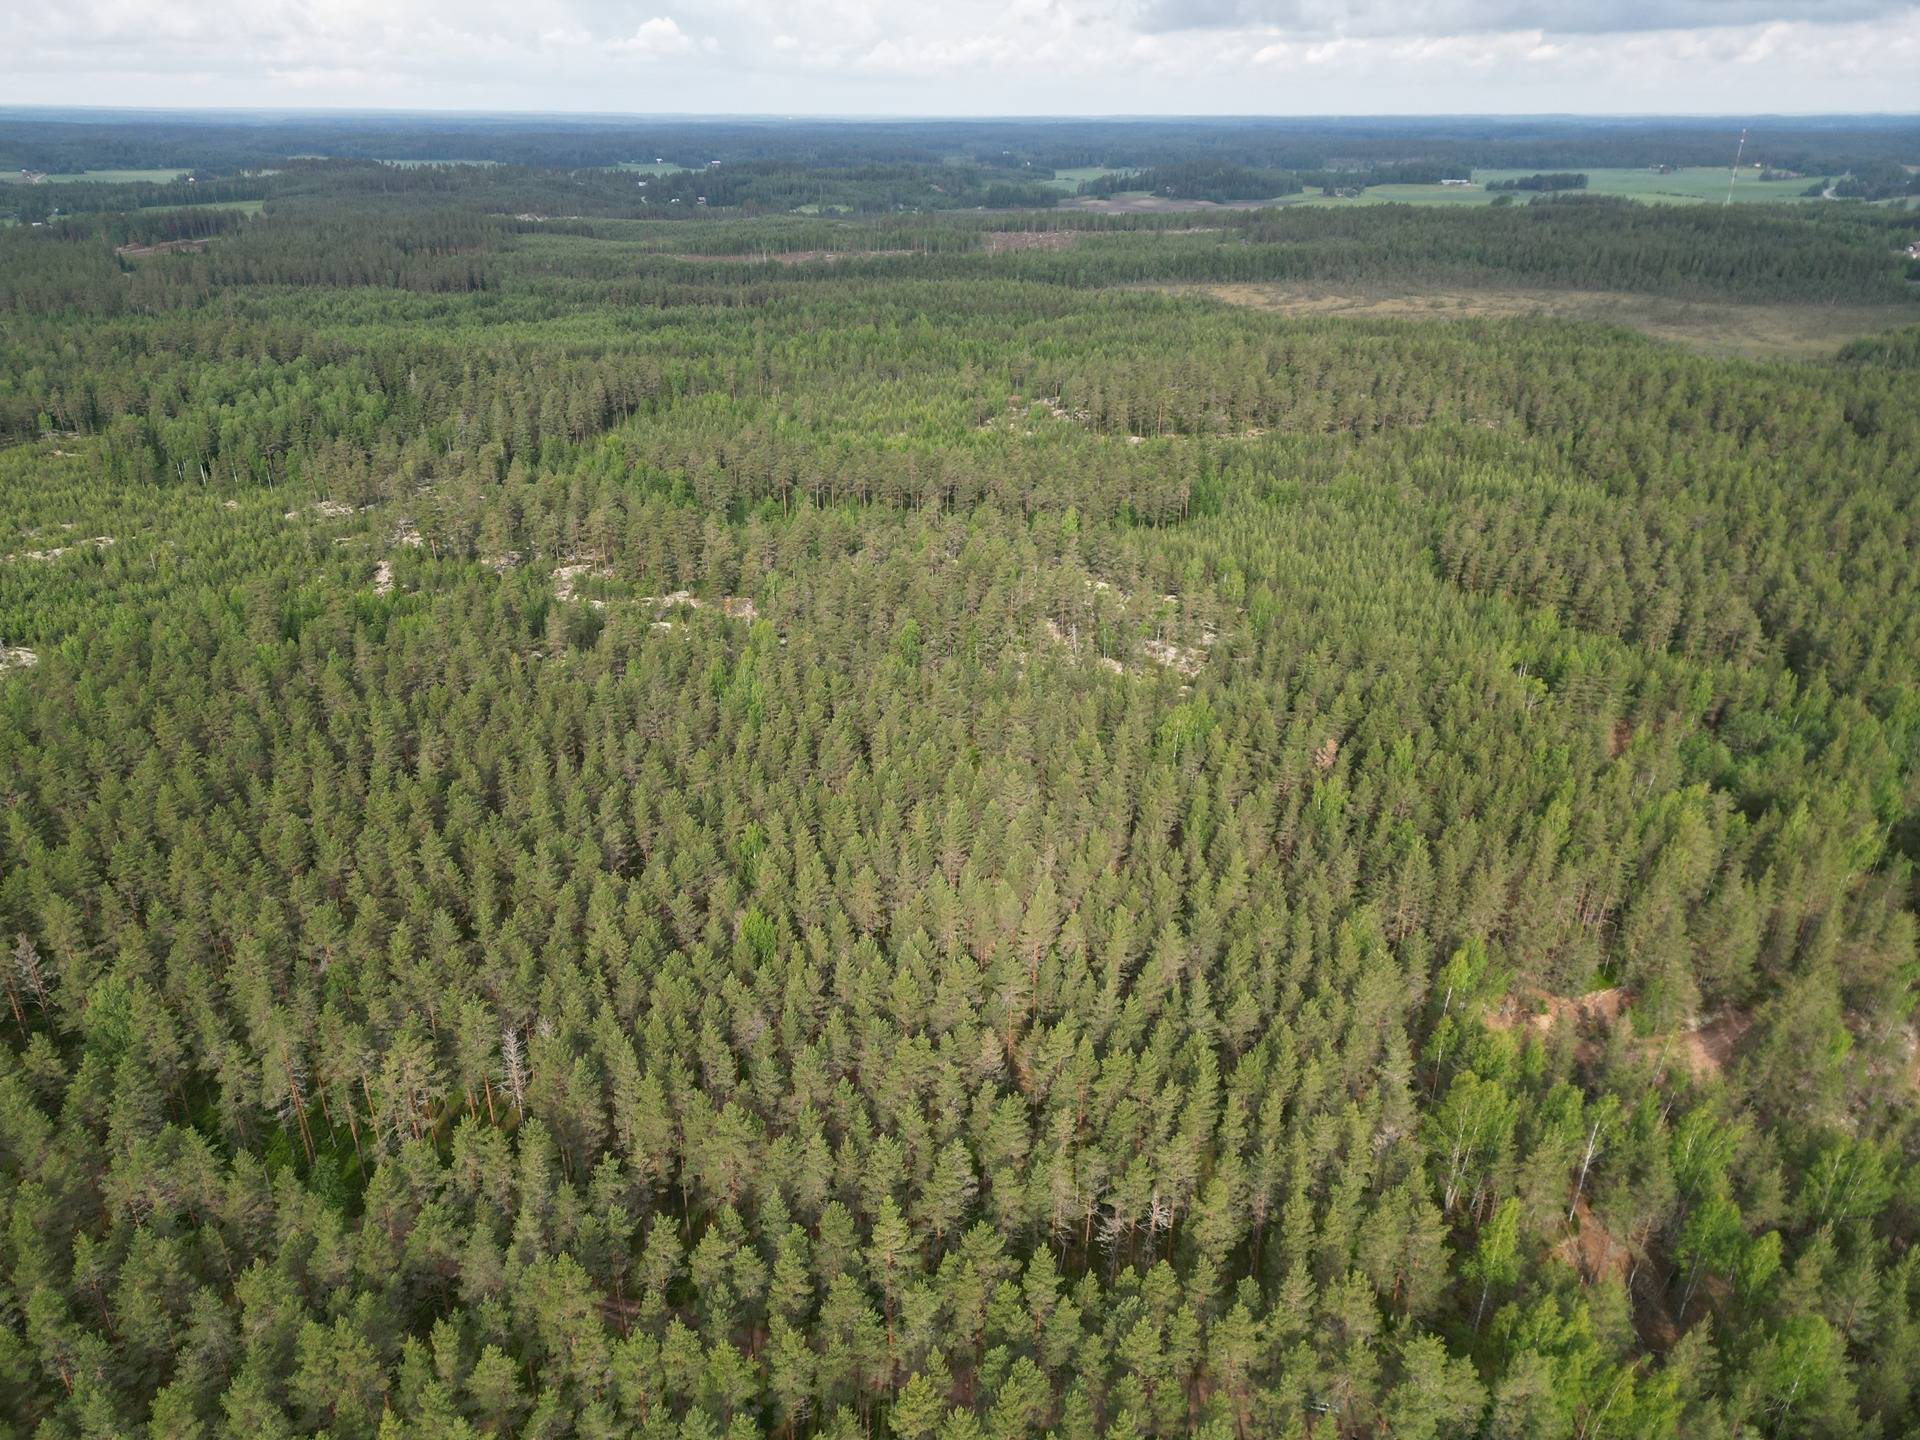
[[1079, 165, 1308, 203], [1486, 174, 1588, 193], [1803, 162, 1920, 203], [1, 146, 1919, 1440]]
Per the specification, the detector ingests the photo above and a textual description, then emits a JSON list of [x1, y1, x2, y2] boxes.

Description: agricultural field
[[1280, 167, 1819, 208], [1478, 165, 1816, 204], [1, 167, 188, 184], [1031, 164, 1910, 213], [1047, 164, 1135, 191]]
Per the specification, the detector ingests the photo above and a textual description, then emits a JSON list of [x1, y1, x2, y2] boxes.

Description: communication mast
[[1725, 128, 1748, 206]]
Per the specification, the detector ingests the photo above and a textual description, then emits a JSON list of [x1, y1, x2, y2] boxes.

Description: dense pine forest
[[3, 119, 1920, 1440]]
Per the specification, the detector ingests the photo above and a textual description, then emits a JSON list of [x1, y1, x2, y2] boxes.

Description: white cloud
[[615, 16, 698, 57], [1133, 0, 1915, 37], [0, 0, 1917, 111], [265, 64, 391, 90], [1735, 18, 1794, 56]]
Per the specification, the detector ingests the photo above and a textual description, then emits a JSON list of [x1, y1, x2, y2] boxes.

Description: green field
[[1477, 165, 1814, 204], [2, 168, 188, 185], [1280, 166, 1820, 208], [1047, 164, 1135, 192], [614, 160, 687, 176]]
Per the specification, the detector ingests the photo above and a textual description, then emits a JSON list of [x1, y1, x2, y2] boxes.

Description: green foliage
[[1486, 173, 1589, 193], [0, 130, 1917, 1440]]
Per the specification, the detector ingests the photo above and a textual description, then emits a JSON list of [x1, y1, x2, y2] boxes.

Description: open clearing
[[1046, 166, 1134, 192], [133, 198, 264, 217], [1286, 183, 1491, 207], [1176, 283, 1920, 360], [115, 237, 219, 259], [1061, 193, 1294, 214]]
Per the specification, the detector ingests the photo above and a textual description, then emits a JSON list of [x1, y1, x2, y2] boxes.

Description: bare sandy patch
[[1558, 1197, 1632, 1286], [8, 535, 114, 563], [553, 562, 613, 606], [285, 500, 356, 521], [115, 237, 215, 259], [1486, 985, 1753, 1082], [983, 230, 1079, 253], [639, 590, 757, 620], [1668, 1011, 1753, 1082]]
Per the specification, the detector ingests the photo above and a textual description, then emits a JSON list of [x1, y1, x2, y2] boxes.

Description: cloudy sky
[[2, 0, 1917, 114]]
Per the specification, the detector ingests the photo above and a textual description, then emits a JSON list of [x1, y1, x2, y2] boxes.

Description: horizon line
[[5, 105, 1920, 124]]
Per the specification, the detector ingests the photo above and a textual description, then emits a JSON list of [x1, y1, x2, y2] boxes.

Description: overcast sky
[[3, 0, 1917, 115]]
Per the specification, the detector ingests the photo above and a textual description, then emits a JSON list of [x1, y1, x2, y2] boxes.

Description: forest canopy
[[2, 120, 1920, 1440]]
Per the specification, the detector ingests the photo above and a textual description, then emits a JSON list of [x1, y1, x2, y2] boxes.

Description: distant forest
[[6, 114, 1919, 226], [6, 111, 1920, 176]]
